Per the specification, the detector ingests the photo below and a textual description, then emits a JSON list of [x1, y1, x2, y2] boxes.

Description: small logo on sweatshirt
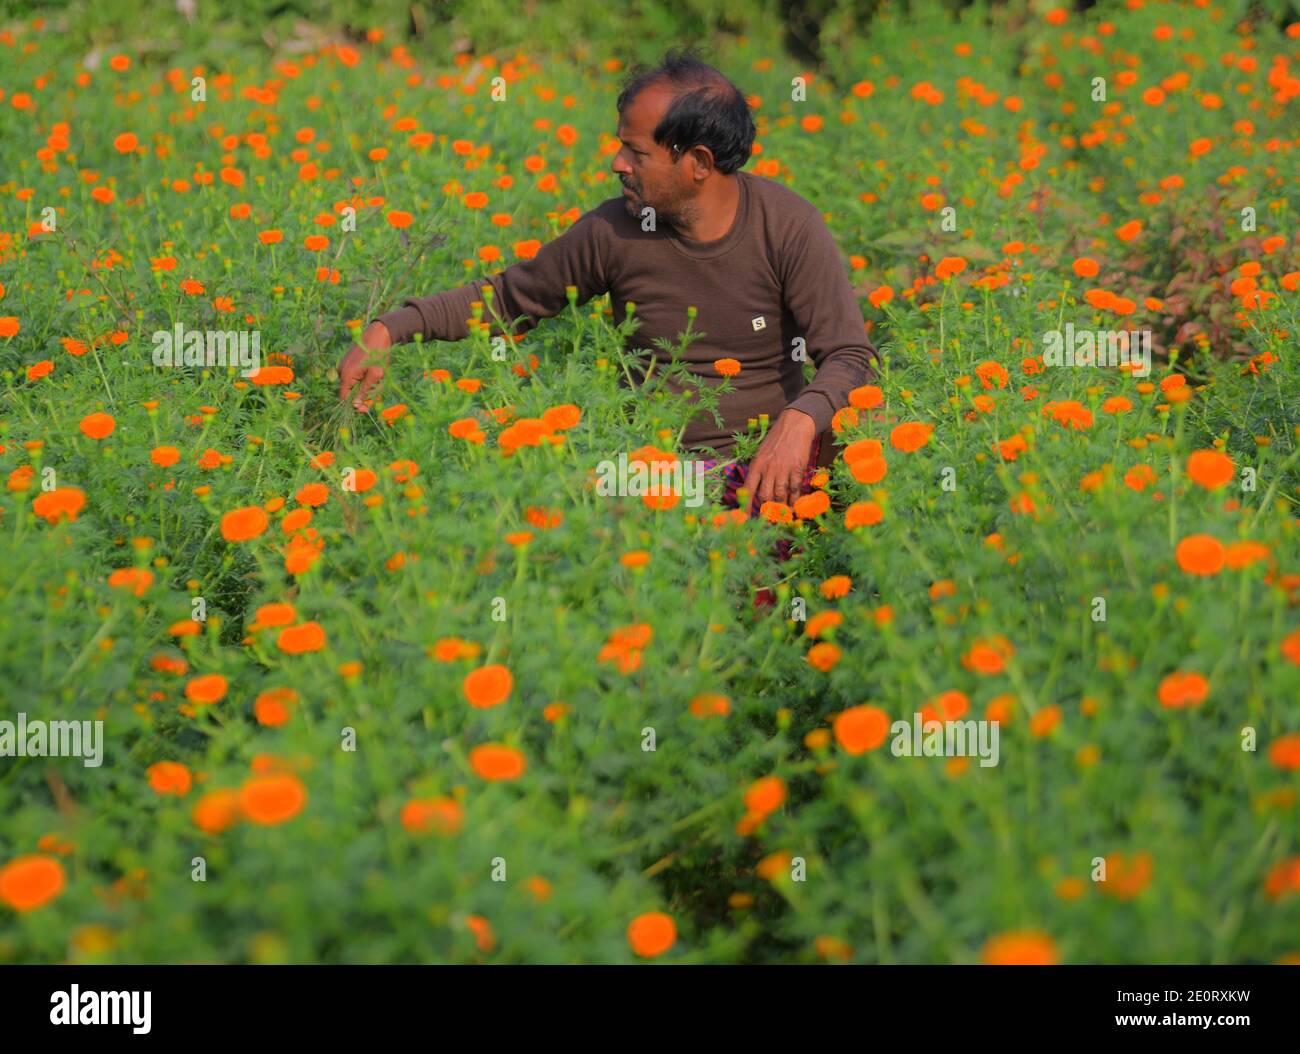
[[751, 316, 766, 331]]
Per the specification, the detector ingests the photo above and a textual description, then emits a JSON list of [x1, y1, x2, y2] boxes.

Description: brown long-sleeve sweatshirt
[[374, 168, 879, 459]]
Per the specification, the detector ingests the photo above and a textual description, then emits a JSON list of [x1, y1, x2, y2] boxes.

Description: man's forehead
[[617, 85, 670, 140], [616, 112, 650, 142]]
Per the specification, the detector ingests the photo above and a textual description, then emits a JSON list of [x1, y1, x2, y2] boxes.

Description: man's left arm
[[746, 207, 880, 507]]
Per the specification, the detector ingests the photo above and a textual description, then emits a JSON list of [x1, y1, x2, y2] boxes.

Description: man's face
[[612, 82, 699, 228]]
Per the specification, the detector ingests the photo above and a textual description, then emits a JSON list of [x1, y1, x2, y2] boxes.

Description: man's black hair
[[615, 47, 756, 174]]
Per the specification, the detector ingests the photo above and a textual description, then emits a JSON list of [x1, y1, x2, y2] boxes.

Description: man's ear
[[686, 145, 714, 180]]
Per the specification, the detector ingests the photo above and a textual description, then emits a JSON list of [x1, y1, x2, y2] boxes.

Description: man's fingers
[[780, 470, 800, 506], [745, 465, 765, 509], [771, 473, 789, 506], [337, 363, 360, 403], [338, 347, 369, 403], [353, 365, 384, 409], [356, 366, 379, 408], [768, 459, 795, 505]]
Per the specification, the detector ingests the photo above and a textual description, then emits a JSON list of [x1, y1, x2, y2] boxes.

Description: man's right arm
[[337, 208, 612, 407]]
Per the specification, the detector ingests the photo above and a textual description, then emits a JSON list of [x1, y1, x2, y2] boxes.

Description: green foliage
[[0, 0, 1297, 963]]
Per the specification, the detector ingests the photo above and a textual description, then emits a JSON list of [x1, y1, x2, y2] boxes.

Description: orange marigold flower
[[834, 704, 890, 754], [805, 610, 843, 639], [254, 687, 299, 727], [1157, 670, 1208, 708], [463, 664, 513, 708], [1030, 704, 1061, 737], [542, 404, 581, 431], [760, 501, 793, 524], [389, 459, 419, 482], [348, 468, 377, 493], [850, 455, 887, 484], [1098, 852, 1153, 900], [79, 412, 115, 440], [282, 506, 312, 532], [921, 690, 970, 725], [981, 930, 1059, 965], [890, 421, 934, 452], [185, 673, 228, 705], [147, 761, 192, 796], [934, 256, 967, 280], [1185, 449, 1234, 490], [844, 500, 883, 528], [469, 743, 527, 781], [220, 505, 269, 542], [793, 489, 830, 520], [192, 789, 241, 834], [252, 602, 297, 629], [296, 482, 329, 507], [449, 417, 484, 441], [239, 773, 307, 825], [1114, 220, 1142, 242], [401, 797, 464, 835], [806, 641, 842, 671], [820, 575, 852, 599], [986, 694, 1016, 725], [107, 567, 153, 596], [32, 487, 86, 524], [1264, 858, 1300, 901], [689, 693, 731, 718], [1224, 541, 1269, 569], [1124, 464, 1156, 491], [714, 357, 741, 377], [277, 621, 326, 654], [249, 365, 294, 386], [0, 855, 66, 912], [744, 775, 786, 817], [431, 637, 472, 662], [627, 912, 676, 958], [997, 434, 1028, 461], [975, 361, 1009, 390], [1268, 734, 1300, 771], [1282, 629, 1300, 667], [849, 384, 884, 409], [962, 636, 1014, 675], [1175, 534, 1225, 576]]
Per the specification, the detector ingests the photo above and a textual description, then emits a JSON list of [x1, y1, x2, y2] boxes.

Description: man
[[337, 48, 879, 512]]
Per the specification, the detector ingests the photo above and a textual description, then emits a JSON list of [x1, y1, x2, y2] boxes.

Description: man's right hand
[[337, 321, 392, 410]]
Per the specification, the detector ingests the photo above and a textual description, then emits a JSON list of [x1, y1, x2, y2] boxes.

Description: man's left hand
[[745, 408, 818, 509]]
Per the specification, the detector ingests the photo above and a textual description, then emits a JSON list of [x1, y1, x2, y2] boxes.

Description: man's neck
[[673, 173, 741, 243]]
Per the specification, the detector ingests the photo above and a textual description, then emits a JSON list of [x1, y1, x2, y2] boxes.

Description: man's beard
[[621, 183, 698, 230]]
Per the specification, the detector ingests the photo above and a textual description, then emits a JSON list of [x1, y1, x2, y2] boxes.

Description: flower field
[[1, 0, 1299, 964]]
